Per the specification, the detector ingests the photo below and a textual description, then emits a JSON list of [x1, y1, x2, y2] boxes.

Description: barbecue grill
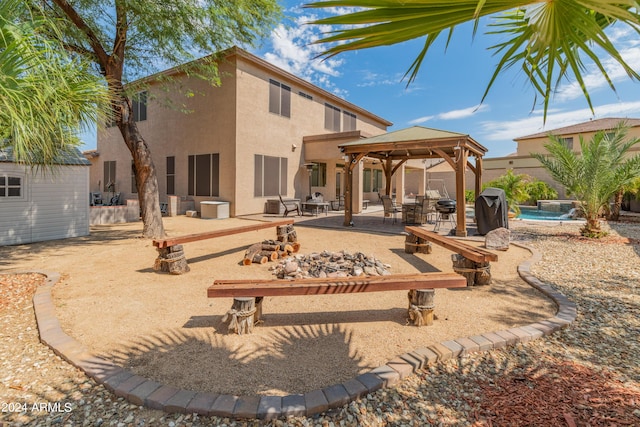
[[436, 199, 456, 214], [434, 199, 456, 232]]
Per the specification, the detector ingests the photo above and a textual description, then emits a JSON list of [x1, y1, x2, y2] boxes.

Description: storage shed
[[0, 147, 90, 245]]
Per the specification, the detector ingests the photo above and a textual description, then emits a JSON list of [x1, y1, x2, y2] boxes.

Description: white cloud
[[478, 101, 640, 142], [259, 7, 353, 95], [555, 29, 640, 102], [408, 104, 489, 125]]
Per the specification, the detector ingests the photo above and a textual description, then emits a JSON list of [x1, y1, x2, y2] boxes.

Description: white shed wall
[[0, 163, 90, 245]]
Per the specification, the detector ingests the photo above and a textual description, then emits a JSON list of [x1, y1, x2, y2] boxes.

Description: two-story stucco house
[[92, 47, 393, 217], [482, 117, 640, 199]]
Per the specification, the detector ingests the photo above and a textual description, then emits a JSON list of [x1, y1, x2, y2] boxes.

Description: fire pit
[[271, 250, 392, 279]]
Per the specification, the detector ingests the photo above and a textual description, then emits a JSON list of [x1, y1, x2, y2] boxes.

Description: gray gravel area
[[2, 219, 639, 426]]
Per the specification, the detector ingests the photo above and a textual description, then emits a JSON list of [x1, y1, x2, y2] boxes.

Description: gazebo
[[338, 126, 488, 236]]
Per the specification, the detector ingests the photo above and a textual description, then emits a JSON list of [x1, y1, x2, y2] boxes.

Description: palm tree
[[305, 1, 640, 121], [0, 0, 108, 165], [532, 123, 640, 237]]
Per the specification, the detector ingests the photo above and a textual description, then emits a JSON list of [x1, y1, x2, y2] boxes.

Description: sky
[[81, 1, 640, 158]]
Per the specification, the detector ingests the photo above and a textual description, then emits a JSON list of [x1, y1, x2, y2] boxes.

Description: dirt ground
[[1, 216, 556, 397]]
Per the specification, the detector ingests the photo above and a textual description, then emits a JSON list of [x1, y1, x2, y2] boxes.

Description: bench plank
[[153, 219, 294, 248], [208, 272, 466, 298], [405, 226, 498, 263]]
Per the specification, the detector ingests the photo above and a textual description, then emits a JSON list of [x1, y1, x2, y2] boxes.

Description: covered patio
[[338, 126, 488, 236]]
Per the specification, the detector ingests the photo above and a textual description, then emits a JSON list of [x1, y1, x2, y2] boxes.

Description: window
[[130, 161, 137, 193], [188, 154, 219, 197], [324, 103, 341, 131], [311, 163, 327, 187], [132, 91, 147, 122], [363, 168, 372, 192], [0, 175, 22, 197], [559, 137, 573, 150], [343, 111, 357, 131], [373, 169, 383, 192], [269, 80, 291, 118], [104, 161, 116, 192], [166, 156, 175, 195], [298, 91, 313, 100], [254, 154, 287, 197]]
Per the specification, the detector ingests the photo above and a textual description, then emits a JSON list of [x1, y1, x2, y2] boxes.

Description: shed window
[[0, 175, 22, 197]]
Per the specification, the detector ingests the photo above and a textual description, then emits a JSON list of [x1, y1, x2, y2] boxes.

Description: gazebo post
[[344, 155, 354, 227], [455, 147, 468, 237]]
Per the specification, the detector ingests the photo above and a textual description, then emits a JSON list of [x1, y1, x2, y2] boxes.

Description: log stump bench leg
[[404, 233, 432, 254], [154, 245, 190, 274], [407, 289, 435, 326], [222, 297, 263, 334], [451, 254, 491, 286]]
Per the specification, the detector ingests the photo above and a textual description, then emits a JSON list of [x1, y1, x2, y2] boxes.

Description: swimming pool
[[517, 207, 577, 221]]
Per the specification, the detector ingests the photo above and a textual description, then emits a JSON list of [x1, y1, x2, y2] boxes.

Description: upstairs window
[[132, 91, 147, 122], [0, 175, 22, 197], [269, 80, 291, 118], [343, 110, 357, 131], [559, 137, 573, 150], [324, 103, 341, 131], [298, 91, 313, 100]]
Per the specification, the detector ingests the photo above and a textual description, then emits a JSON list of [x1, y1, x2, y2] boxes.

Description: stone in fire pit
[[270, 250, 392, 279]]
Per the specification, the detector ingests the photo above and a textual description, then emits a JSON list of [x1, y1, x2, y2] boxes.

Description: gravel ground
[[2, 219, 639, 426]]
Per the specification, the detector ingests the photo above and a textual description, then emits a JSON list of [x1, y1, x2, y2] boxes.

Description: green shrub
[[524, 181, 558, 205], [465, 189, 475, 203]]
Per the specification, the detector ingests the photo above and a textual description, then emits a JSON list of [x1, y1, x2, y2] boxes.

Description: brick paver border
[[27, 241, 576, 420]]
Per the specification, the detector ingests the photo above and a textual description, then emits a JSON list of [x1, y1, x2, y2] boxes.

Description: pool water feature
[[517, 206, 577, 221]]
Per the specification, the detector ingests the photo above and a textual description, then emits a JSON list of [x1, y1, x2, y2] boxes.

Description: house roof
[[339, 126, 487, 158], [515, 117, 640, 141], [0, 146, 91, 165]]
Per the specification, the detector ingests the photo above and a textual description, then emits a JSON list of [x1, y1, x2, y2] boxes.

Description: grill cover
[[475, 188, 508, 235]]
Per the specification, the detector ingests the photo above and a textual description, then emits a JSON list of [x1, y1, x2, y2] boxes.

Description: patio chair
[[279, 195, 301, 217], [415, 195, 437, 224], [381, 195, 400, 224], [331, 195, 345, 211]]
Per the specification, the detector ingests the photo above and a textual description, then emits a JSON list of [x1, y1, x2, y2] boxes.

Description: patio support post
[[383, 158, 393, 196], [475, 157, 483, 201], [344, 156, 354, 227], [455, 147, 468, 237]]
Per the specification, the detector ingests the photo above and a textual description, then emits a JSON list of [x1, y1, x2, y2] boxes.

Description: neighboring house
[[483, 118, 640, 199], [0, 147, 90, 245], [93, 47, 394, 217]]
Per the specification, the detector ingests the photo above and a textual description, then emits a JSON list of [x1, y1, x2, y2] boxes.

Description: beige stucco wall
[[516, 126, 640, 156]]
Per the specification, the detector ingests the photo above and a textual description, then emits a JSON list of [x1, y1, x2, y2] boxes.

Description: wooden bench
[[208, 272, 467, 334], [404, 226, 498, 286], [152, 219, 295, 274]]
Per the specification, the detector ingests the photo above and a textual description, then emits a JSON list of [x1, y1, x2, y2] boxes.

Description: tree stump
[[154, 244, 190, 274], [277, 224, 297, 244], [222, 297, 262, 334], [474, 261, 492, 286], [451, 254, 492, 286], [407, 289, 435, 326], [404, 233, 432, 254]]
